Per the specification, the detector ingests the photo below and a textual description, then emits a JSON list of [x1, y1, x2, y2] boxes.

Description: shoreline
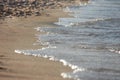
[[0, 8, 72, 80]]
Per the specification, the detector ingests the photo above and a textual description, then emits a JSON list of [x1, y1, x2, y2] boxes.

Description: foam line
[[61, 73, 72, 79], [34, 27, 41, 31], [15, 49, 85, 80], [109, 49, 120, 54]]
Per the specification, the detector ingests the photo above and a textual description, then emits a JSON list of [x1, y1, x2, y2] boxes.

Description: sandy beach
[[0, 9, 72, 80]]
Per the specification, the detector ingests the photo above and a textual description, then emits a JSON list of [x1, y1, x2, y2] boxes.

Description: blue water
[[15, 0, 120, 80]]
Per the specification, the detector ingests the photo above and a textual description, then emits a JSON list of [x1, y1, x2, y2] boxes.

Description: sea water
[[15, 0, 120, 80]]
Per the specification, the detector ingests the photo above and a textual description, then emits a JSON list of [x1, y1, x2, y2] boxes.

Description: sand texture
[[0, 9, 72, 80]]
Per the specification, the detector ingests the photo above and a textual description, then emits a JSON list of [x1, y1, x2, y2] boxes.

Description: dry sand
[[0, 9, 72, 80]]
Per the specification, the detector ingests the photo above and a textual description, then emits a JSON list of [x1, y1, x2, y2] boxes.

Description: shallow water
[[15, 0, 120, 80]]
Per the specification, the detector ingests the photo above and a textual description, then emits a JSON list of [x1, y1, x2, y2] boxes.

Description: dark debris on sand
[[0, 0, 78, 19]]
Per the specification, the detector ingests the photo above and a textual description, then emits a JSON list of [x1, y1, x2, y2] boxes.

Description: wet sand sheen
[[0, 9, 72, 80]]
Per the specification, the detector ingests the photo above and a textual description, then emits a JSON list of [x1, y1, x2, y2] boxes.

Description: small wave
[[54, 22, 74, 27], [38, 45, 57, 50], [109, 49, 120, 54], [55, 17, 112, 27], [15, 49, 85, 80]]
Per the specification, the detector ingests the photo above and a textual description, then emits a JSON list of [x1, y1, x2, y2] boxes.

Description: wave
[[14, 49, 85, 80], [63, 1, 89, 13], [108, 48, 120, 54], [54, 17, 115, 27]]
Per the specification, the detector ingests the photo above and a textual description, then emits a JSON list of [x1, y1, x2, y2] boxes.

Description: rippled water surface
[[16, 0, 120, 80]]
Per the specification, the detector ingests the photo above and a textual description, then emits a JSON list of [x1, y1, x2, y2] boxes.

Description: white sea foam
[[109, 49, 120, 54], [55, 17, 107, 27], [60, 59, 68, 66], [61, 73, 72, 79], [38, 45, 57, 51], [59, 59, 85, 80], [61, 72, 81, 80], [15, 50, 22, 54], [34, 27, 47, 32], [35, 27, 43, 32], [34, 27, 41, 31], [49, 56, 56, 61], [59, 59, 85, 72], [73, 68, 85, 73], [15, 49, 85, 80]]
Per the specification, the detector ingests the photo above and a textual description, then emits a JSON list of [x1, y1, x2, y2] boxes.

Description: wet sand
[[0, 9, 72, 80]]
